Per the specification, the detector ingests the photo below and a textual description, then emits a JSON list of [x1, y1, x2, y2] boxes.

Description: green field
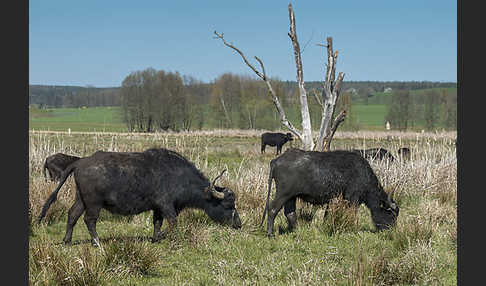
[[29, 106, 127, 132], [353, 104, 388, 129], [29, 104, 393, 132], [29, 131, 457, 285]]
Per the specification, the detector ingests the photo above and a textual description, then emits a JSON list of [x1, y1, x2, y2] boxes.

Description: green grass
[[29, 106, 128, 132], [29, 131, 457, 285], [352, 104, 388, 129], [29, 104, 391, 132]]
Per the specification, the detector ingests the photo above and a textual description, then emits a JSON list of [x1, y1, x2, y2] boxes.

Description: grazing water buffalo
[[397, 147, 411, 161], [352, 147, 395, 162], [38, 148, 242, 246], [43, 153, 81, 182], [261, 132, 293, 155], [261, 149, 399, 236]]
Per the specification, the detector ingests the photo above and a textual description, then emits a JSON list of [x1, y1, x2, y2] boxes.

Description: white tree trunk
[[288, 4, 314, 150], [215, 3, 345, 152]]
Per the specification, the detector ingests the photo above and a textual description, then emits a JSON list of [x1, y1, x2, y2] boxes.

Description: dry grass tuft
[[320, 195, 359, 235], [103, 239, 162, 277]]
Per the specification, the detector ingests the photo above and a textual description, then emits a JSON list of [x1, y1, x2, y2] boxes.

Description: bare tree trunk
[[214, 3, 346, 151], [316, 37, 346, 151], [287, 4, 314, 150]]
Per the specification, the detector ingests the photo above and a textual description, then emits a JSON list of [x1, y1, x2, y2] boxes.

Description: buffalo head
[[286, 133, 294, 141], [204, 169, 242, 229], [371, 190, 399, 230]]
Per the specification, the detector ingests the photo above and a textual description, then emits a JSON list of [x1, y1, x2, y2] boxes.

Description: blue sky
[[29, 1, 457, 87]]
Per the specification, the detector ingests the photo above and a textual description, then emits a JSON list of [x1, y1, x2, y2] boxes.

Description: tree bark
[[316, 37, 345, 151], [323, 109, 346, 151], [287, 3, 314, 151]]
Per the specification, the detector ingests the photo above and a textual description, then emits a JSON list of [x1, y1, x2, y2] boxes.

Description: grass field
[[29, 105, 393, 132], [29, 130, 457, 285], [29, 106, 128, 132], [352, 104, 388, 129]]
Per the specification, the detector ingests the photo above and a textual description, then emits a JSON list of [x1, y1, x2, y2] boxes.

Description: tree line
[[385, 88, 457, 131], [29, 71, 457, 132], [29, 85, 119, 108]]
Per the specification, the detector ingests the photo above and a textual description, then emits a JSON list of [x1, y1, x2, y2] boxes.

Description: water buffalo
[[38, 148, 242, 246], [43, 153, 81, 182], [261, 148, 399, 236], [397, 147, 411, 161], [352, 147, 395, 162], [261, 132, 293, 155]]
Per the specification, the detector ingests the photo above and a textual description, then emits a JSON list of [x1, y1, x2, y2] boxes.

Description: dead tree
[[215, 3, 345, 151]]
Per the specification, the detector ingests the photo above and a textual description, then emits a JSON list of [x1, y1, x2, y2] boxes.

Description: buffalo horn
[[209, 169, 226, 199]]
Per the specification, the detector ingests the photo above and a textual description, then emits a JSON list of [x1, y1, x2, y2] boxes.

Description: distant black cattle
[[261, 148, 399, 236], [261, 132, 294, 155], [397, 147, 411, 161], [43, 153, 81, 182], [38, 148, 242, 246], [352, 147, 395, 162]]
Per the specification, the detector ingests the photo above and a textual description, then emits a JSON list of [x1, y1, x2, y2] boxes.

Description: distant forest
[[29, 80, 456, 109], [29, 71, 457, 132]]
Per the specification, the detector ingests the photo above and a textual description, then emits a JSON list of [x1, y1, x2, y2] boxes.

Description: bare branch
[[301, 30, 315, 54], [310, 88, 323, 107], [288, 4, 304, 85], [213, 31, 265, 80], [214, 30, 302, 140], [323, 110, 347, 151], [254, 56, 266, 79]]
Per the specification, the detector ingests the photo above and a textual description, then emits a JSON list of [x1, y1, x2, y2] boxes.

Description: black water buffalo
[[261, 149, 399, 236], [43, 153, 81, 182], [352, 147, 395, 162], [38, 148, 242, 246], [261, 132, 293, 155], [397, 147, 411, 161]]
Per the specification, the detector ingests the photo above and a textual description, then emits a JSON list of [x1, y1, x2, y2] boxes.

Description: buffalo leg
[[283, 197, 297, 231], [63, 195, 85, 245], [83, 206, 102, 247], [266, 194, 293, 237], [276, 145, 282, 155], [152, 209, 164, 243], [160, 205, 177, 237], [261, 143, 266, 154]]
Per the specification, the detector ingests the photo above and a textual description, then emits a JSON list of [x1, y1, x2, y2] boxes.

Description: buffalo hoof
[[152, 232, 167, 243]]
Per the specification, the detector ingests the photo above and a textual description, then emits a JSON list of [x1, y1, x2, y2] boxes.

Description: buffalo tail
[[259, 162, 274, 227], [37, 164, 76, 224]]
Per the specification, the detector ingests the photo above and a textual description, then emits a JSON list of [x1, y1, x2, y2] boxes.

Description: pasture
[[29, 130, 457, 285]]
